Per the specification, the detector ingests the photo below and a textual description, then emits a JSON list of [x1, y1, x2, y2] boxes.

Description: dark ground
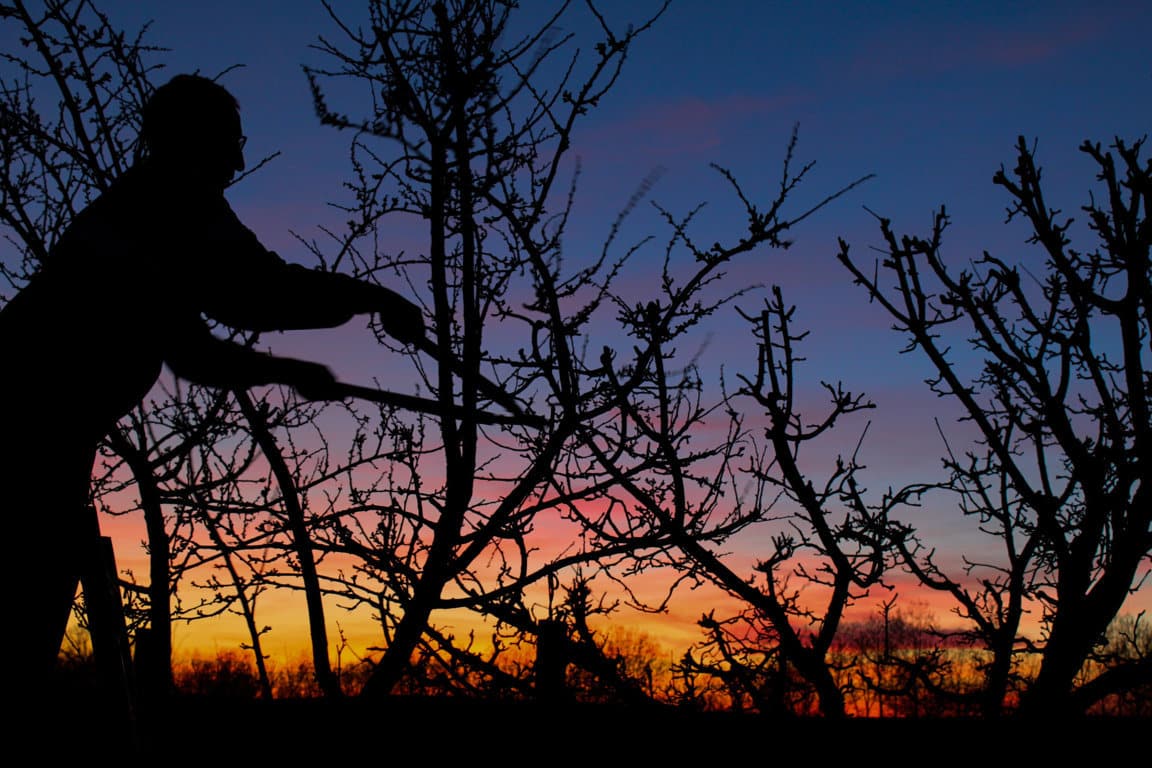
[[34, 690, 1148, 763]]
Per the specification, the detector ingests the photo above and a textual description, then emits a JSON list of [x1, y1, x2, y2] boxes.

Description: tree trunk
[[236, 390, 341, 698]]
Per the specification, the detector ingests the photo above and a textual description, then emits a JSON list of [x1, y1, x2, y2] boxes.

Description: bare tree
[[839, 597, 967, 717], [486, 103, 894, 720], [302, 0, 690, 698], [0, 0, 156, 282], [1076, 612, 1151, 716], [838, 135, 1152, 716], [303, 0, 894, 712]]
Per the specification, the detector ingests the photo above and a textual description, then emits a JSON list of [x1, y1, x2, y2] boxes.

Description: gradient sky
[[5, 0, 1151, 660]]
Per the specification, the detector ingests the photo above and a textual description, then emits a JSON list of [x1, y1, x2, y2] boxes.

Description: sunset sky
[[4, 0, 1151, 662]]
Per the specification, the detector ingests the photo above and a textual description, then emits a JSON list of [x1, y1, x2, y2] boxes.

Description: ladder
[[80, 505, 140, 750]]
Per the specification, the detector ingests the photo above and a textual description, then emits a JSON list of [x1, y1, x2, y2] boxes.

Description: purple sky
[[4, 0, 1150, 645]]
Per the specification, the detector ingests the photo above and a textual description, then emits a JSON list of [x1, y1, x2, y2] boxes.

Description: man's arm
[[191, 199, 424, 342], [164, 313, 340, 399]]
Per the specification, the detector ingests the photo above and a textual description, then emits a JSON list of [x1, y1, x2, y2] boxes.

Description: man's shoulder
[[107, 162, 232, 207], [67, 165, 163, 225]]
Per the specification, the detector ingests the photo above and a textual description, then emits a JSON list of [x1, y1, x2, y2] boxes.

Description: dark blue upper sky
[[101, 0, 1149, 328], [82, 0, 1150, 253]]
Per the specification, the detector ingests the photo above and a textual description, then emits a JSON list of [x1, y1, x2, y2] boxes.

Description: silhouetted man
[[0, 74, 423, 712]]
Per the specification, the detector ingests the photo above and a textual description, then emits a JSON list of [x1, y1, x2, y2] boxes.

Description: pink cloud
[[847, 8, 1115, 80], [579, 91, 805, 161]]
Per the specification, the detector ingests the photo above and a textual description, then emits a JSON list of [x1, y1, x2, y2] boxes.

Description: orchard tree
[[303, 0, 679, 697], [303, 0, 890, 710], [838, 135, 1152, 717], [567, 233, 923, 718]]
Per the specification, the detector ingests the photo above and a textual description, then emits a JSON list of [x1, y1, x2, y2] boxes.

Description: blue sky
[[119, 0, 1149, 377], [4, 0, 1151, 645], [91, 1, 1151, 245]]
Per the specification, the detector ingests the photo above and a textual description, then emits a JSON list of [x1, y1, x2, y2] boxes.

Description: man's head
[[140, 74, 246, 189]]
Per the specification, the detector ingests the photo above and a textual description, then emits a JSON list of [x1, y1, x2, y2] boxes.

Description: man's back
[[0, 162, 248, 443]]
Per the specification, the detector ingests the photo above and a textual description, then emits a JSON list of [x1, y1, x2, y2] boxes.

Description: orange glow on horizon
[[81, 454, 1152, 673]]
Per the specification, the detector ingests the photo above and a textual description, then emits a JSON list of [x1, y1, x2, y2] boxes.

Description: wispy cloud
[[845, 7, 1116, 81], [578, 91, 806, 161]]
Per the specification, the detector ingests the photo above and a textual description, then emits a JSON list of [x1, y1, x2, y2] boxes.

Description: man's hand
[[289, 360, 343, 401], [377, 297, 425, 345]]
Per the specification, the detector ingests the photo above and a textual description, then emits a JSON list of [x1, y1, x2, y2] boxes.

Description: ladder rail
[[80, 505, 140, 750]]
